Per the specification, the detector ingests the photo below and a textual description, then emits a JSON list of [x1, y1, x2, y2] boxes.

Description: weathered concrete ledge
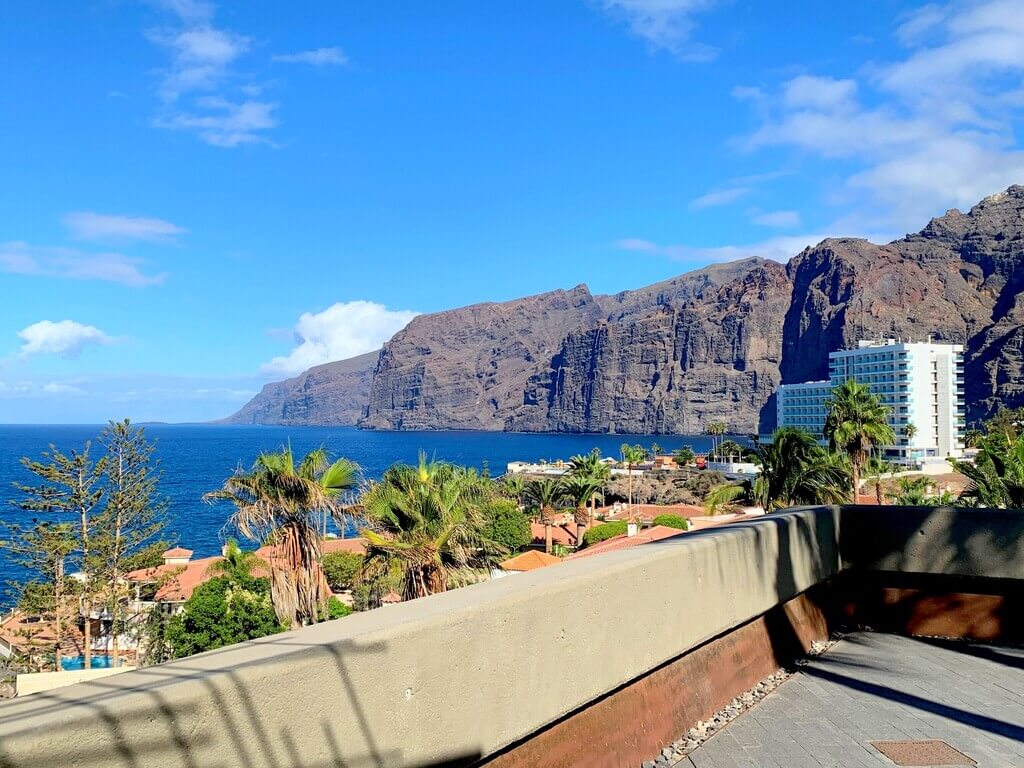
[[0, 506, 1019, 768]]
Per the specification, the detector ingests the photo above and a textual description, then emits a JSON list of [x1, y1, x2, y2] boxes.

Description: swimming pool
[[59, 655, 118, 671]]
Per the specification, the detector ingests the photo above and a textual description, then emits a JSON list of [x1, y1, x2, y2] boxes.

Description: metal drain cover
[[870, 740, 976, 766]]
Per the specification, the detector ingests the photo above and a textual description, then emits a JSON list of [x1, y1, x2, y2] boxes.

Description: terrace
[[0, 505, 1021, 768]]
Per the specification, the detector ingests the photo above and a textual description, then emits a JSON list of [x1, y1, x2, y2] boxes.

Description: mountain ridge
[[224, 187, 1024, 432]]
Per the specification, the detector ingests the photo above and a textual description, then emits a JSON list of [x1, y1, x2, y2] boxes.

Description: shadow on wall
[[837, 505, 1024, 642], [0, 631, 481, 768]]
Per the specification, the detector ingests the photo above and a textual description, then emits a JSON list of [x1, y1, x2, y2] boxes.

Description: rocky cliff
[[221, 351, 378, 426], [228, 186, 1024, 433]]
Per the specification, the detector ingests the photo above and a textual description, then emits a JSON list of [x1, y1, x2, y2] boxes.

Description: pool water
[[59, 655, 119, 670]]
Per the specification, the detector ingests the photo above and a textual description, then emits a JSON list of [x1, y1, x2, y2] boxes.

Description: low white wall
[[0, 508, 841, 768], [16, 666, 135, 697]]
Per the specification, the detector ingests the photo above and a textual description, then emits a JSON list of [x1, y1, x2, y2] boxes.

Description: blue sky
[[2, 0, 1023, 423]]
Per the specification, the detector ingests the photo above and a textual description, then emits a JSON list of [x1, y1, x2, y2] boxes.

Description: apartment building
[[776, 338, 965, 465]]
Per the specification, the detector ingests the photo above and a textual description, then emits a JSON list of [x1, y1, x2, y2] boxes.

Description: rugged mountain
[[779, 188, 1024, 418], [362, 285, 605, 430], [221, 351, 378, 426], [228, 186, 1024, 433]]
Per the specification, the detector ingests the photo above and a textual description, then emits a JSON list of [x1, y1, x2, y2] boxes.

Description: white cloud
[[63, 212, 186, 242], [148, 1, 278, 147], [895, 4, 949, 45], [0, 241, 166, 286], [690, 187, 748, 209], [782, 75, 857, 110], [273, 47, 349, 66], [261, 301, 419, 378], [735, 0, 1024, 230], [159, 98, 278, 147], [18, 320, 114, 359], [148, 19, 250, 101], [617, 227, 892, 265], [42, 382, 86, 396], [752, 210, 801, 228], [598, 0, 719, 59]]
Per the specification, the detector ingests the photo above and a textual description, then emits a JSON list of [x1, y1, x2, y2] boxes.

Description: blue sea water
[[0, 424, 715, 596]]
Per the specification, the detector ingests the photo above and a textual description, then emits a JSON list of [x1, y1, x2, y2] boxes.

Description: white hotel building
[[776, 339, 966, 466]]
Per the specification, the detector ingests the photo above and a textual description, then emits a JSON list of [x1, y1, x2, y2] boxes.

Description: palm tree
[[864, 455, 892, 505], [705, 422, 727, 456], [705, 427, 849, 513], [525, 478, 565, 554], [569, 450, 611, 523], [951, 434, 1024, 508], [501, 475, 527, 509], [619, 444, 647, 520], [711, 439, 744, 462], [205, 446, 359, 628], [561, 474, 604, 546], [963, 428, 983, 449], [207, 538, 266, 583], [359, 456, 502, 601], [904, 422, 918, 444], [673, 445, 695, 467], [650, 442, 662, 458], [824, 380, 895, 501]]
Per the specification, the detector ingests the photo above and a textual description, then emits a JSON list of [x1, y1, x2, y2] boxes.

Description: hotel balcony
[[0, 506, 1022, 768]]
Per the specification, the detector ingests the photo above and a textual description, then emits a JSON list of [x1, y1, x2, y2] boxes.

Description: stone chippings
[[640, 637, 839, 768]]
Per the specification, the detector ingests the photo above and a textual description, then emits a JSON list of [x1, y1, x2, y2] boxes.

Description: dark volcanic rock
[[361, 285, 604, 430], [221, 350, 378, 426], [228, 186, 1024, 432]]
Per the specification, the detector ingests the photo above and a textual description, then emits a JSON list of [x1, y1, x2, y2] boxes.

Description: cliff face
[[221, 350, 378, 426], [228, 186, 1024, 433], [361, 285, 604, 430]]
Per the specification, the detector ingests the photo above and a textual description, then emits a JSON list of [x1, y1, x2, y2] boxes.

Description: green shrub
[[322, 596, 353, 621], [652, 514, 689, 530], [323, 551, 363, 591], [166, 576, 285, 658], [482, 498, 531, 554], [582, 520, 628, 547]]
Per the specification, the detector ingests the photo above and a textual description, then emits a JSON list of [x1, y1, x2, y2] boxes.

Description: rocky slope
[[228, 186, 1024, 432], [221, 351, 378, 426]]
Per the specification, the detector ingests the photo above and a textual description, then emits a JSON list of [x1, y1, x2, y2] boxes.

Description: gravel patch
[[640, 636, 840, 767]]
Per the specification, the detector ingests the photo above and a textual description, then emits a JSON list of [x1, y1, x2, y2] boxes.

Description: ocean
[[0, 424, 716, 596]]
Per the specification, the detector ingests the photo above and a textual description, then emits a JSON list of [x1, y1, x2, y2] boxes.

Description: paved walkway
[[681, 632, 1024, 767]]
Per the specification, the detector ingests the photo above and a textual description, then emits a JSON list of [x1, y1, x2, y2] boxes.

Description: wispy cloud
[[597, 0, 719, 60], [148, 17, 250, 101], [273, 47, 349, 66], [0, 241, 166, 287], [734, 0, 1024, 230], [690, 187, 748, 209], [148, 1, 277, 147], [751, 210, 801, 228], [262, 301, 418, 378], [157, 98, 279, 147], [616, 225, 892, 265], [42, 381, 86, 396], [63, 212, 186, 242], [18, 320, 114, 359]]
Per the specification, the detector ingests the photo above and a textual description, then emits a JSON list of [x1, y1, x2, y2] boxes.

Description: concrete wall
[[839, 505, 1024, 580], [0, 505, 1020, 768], [16, 666, 135, 697], [0, 508, 841, 768]]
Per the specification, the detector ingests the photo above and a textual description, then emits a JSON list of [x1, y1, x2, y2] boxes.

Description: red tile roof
[[567, 525, 689, 560], [500, 550, 561, 572], [598, 504, 705, 522], [161, 547, 193, 558], [127, 537, 366, 602], [529, 522, 582, 548]]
